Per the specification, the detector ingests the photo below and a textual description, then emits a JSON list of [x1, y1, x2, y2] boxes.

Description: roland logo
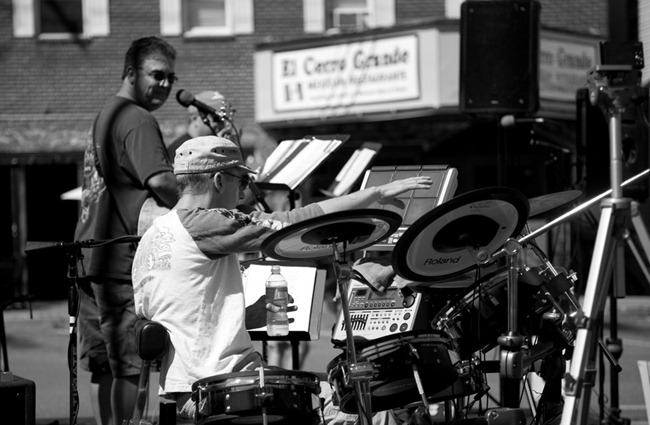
[[423, 257, 461, 265]]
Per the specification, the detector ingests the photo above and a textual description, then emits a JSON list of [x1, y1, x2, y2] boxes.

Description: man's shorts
[[78, 277, 142, 378]]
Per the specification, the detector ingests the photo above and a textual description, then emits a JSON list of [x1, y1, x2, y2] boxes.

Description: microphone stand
[[25, 236, 141, 425]]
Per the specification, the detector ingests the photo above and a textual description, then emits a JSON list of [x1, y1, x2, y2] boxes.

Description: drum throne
[[132, 319, 177, 424]]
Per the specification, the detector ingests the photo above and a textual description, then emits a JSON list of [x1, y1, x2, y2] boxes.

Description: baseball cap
[[174, 136, 256, 175]]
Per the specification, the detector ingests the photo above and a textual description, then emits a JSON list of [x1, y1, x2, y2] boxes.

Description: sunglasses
[[139, 68, 178, 84], [221, 171, 251, 191]]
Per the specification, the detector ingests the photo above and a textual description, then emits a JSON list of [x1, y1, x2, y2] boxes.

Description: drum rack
[[261, 209, 403, 425]]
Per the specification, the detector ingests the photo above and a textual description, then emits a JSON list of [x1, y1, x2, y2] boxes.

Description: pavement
[[2, 295, 650, 425]]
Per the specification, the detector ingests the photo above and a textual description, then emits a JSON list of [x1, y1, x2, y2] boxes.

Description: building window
[[13, 0, 110, 38], [160, 0, 253, 37], [185, 0, 230, 36], [39, 0, 83, 35], [328, 0, 369, 32], [303, 0, 394, 34]]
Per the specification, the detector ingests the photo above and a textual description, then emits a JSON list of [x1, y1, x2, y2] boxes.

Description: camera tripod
[[560, 65, 650, 425]]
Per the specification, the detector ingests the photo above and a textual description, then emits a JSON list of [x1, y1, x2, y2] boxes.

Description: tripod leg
[[628, 203, 650, 285], [561, 202, 620, 425]]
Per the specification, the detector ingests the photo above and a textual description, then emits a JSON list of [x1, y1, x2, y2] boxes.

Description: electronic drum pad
[[261, 209, 402, 261], [392, 187, 529, 282]]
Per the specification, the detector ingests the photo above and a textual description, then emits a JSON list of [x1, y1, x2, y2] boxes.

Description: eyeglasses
[[221, 171, 251, 191], [138, 68, 178, 84]]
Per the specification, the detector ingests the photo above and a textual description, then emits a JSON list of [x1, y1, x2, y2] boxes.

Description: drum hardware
[[258, 368, 269, 425], [497, 219, 583, 408], [407, 342, 434, 424], [391, 186, 530, 283], [520, 238, 581, 347], [24, 235, 141, 425], [331, 250, 375, 425], [390, 187, 539, 410], [527, 190, 583, 220], [495, 238, 528, 408], [261, 209, 402, 425]]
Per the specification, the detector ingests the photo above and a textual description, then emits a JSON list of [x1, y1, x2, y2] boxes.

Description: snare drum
[[433, 266, 576, 359], [192, 369, 322, 424], [327, 330, 459, 413]]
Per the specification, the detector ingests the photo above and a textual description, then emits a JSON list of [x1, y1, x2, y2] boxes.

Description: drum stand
[[332, 246, 436, 425], [496, 223, 583, 412], [330, 243, 375, 425], [496, 238, 526, 408], [560, 65, 650, 425]]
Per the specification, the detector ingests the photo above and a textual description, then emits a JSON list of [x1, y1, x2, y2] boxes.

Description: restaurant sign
[[272, 35, 420, 112]]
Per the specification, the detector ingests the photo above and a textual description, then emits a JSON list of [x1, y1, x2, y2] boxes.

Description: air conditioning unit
[[333, 8, 368, 31]]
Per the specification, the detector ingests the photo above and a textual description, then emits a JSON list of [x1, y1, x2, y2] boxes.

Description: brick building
[[0, 0, 637, 298]]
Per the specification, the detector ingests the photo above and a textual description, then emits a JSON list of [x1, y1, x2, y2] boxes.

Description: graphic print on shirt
[[79, 128, 106, 223], [132, 226, 175, 287]]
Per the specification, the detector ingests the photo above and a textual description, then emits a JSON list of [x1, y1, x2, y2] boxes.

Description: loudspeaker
[[0, 374, 35, 425], [577, 87, 649, 202], [460, 0, 540, 114]]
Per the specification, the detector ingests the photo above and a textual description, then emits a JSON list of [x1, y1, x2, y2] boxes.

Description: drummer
[[131, 135, 432, 422]]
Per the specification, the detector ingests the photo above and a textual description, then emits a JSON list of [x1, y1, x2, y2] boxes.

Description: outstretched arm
[[316, 176, 433, 214]]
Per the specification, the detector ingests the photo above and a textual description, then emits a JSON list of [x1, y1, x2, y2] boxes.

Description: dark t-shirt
[[74, 96, 173, 279]]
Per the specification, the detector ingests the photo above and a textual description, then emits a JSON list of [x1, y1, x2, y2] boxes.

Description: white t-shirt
[[132, 205, 323, 393]]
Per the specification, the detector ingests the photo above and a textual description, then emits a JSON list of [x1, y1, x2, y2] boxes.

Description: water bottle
[[266, 265, 289, 336]]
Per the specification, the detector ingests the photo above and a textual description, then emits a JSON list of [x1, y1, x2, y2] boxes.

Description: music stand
[[24, 236, 140, 425], [255, 135, 349, 209], [243, 261, 327, 369]]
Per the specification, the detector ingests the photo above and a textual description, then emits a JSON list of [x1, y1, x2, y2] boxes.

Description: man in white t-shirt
[[132, 135, 432, 421]]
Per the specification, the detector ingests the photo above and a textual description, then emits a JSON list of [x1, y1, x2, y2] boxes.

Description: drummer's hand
[[376, 176, 432, 208], [245, 295, 268, 329], [246, 295, 296, 329], [266, 294, 297, 323]]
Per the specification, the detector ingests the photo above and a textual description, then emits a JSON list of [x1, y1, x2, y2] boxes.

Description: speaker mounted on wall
[[459, 0, 541, 114]]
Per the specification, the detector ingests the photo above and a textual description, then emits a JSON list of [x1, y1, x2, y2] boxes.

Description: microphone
[[500, 115, 544, 128], [176, 89, 221, 120]]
